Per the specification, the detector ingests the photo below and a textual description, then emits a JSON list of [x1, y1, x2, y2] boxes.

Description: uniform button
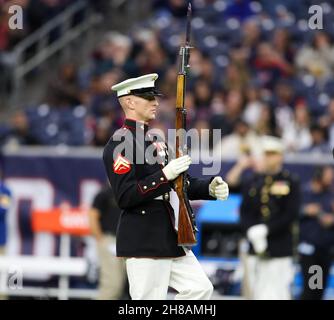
[[163, 193, 170, 200], [249, 188, 256, 197], [141, 210, 146, 215], [143, 186, 147, 190], [261, 206, 270, 217], [160, 177, 164, 181], [261, 186, 269, 194], [152, 182, 156, 186], [261, 195, 269, 203], [265, 176, 273, 184]]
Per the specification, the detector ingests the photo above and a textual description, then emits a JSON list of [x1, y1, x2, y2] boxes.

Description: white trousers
[[126, 249, 213, 300], [243, 255, 294, 300]]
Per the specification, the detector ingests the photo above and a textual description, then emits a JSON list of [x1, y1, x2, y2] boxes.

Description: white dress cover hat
[[111, 73, 162, 97]]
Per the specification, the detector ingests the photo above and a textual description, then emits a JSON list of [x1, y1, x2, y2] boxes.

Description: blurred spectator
[[210, 91, 225, 116], [273, 79, 296, 135], [296, 32, 334, 83], [210, 89, 244, 138], [92, 32, 133, 77], [1, 111, 39, 147], [298, 166, 334, 300], [222, 62, 249, 92], [271, 28, 294, 65], [188, 48, 205, 79], [193, 78, 213, 109], [301, 124, 330, 154], [253, 42, 293, 90], [213, 118, 262, 159], [241, 18, 261, 54], [282, 103, 312, 152], [319, 99, 334, 149], [253, 102, 278, 137], [91, 117, 114, 147], [47, 62, 83, 108], [242, 85, 262, 127], [88, 69, 122, 119], [158, 65, 178, 98], [134, 32, 169, 77], [88, 184, 127, 300]]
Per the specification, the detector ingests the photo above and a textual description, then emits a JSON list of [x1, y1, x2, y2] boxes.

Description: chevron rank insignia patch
[[113, 154, 131, 174]]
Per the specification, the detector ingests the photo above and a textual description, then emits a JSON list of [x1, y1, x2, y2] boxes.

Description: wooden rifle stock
[[174, 6, 197, 246], [175, 74, 196, 246]]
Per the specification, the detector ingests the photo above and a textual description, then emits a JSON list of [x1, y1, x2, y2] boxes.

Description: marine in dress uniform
[[226, 136, 301, 300], [103, 73, 229, 300]]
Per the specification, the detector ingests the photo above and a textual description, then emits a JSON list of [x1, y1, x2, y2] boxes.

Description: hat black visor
[[118, 87, 163, 98]]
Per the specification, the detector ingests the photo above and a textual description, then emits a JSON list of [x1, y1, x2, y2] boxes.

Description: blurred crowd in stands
[[0, 0, 103, 47], [0, 0, 334, 155], [0, 0, 103, 95]]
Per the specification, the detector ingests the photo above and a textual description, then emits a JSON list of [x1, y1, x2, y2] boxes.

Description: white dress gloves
[[162, 155, 192, 181], [247, 224, 269, 255], [209, 176, 229, 201]]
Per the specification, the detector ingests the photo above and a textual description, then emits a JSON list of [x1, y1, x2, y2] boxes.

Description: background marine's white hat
[[262, 136, 284, 153], [111, 73, 162, 98]]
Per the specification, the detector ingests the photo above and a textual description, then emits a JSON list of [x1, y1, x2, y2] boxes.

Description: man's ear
[[127, 97, 135, 111]]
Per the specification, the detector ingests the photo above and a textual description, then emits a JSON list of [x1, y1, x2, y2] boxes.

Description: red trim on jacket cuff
[[137, 179, 169, 194]]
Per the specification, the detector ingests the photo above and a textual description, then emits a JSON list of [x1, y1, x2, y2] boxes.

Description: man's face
[[130, 95, 159, 122], [263, 151, 283, 172], [322, 167, 334, 188]]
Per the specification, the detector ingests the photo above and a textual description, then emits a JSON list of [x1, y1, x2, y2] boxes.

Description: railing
[[8, 0, 102, 106], [0, 242, 96, 300]]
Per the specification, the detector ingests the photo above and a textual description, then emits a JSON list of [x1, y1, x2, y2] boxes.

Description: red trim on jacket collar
[[123, 118, 149, 132]]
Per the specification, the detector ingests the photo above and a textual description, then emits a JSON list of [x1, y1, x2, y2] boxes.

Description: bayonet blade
[[186, 3, 192, 46]]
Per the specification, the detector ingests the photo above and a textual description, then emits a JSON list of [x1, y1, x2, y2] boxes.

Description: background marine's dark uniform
[[239, 169, 301, 257], [103, 118, 215, 258]]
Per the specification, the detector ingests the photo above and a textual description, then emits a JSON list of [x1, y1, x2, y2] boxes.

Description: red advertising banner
[[32, 204, 91, 236]]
